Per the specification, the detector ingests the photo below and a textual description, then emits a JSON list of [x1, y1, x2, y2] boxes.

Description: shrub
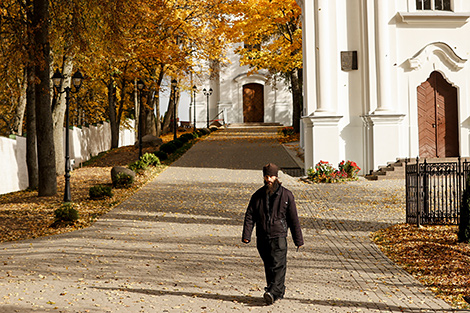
[[197, 128, 210, 136], [113, 172, 134, 188], [54, 202, 79, 223], [180, 133, 194, 142], [141, 152, 160, 166], [160, 142, 178, 154], [191, 132, 199, 139], [89, 185, 113, 200], [278, 126, 295, 137], [178, 136, 189, 144], [210, 126, 218, 132], [338, 160, 361, 180], [172, 139, 184, 148], [308, 160, 361, 183], [129, 159, 148, 172], [307, 161, 342, 183], [459, 176, 470, 243], [154, 150, 168, 161]]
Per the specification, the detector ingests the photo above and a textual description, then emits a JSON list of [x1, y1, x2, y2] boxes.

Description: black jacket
[[242, 184, 304, 247]]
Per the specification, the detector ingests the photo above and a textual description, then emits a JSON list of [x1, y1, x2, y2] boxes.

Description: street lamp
[[52, 68, 84, 202], [203, 87, 213, 128], [192, 85, 197, 131], [171, 79, 178, 140], [137, 79, 145, 158]]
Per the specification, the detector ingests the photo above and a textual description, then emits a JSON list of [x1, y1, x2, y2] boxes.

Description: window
[[416, 0, 452, 11]]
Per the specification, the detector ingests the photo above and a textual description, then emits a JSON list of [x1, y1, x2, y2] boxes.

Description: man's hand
[[242, 239, 250, 244], [296, 245, 302, 252]]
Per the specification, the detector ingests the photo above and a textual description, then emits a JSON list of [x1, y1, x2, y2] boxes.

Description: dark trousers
[[256, 236, 287, 299]]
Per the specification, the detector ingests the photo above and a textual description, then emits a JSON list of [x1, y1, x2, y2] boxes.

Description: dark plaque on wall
[[341, 51, 358, 71]]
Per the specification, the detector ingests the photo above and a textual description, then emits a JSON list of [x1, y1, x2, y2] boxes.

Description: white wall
[[0, 136, 28, 194], [298, 0, 470, 174], [194, 43, 294, 127], [0, 120, 136, 195]]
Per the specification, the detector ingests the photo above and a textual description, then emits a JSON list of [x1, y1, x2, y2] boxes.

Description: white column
[[303, 117, 314, 172], [299, 0, 316, 116], [366, 114, 405, 169], [374, 0, 394, 112], [315, 0, 337, 114]]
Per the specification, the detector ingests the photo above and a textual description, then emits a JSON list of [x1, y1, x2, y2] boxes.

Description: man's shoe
[[263, 291, 275, 305]]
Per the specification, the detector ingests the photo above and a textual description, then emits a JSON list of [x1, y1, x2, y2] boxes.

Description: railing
[[405, 157, 470, 226], [210, 110, 225, 127]]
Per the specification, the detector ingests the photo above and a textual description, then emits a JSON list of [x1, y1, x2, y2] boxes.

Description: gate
[[406, 157, 470, 226]]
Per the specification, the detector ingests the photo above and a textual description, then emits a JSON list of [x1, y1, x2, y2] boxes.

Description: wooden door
[[417, 71, 459, 158], [243, 83, 264, 123]]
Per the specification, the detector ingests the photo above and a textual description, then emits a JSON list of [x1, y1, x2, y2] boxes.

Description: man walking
[[242, 163, 304, 305]]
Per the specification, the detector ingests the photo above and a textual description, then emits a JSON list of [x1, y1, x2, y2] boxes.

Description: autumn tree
[[227, 0, 303, 132], [0, 0, 39, 189], [32, 0, 57, 196], [0, 0, 233, 197], [129, 0, 231, 135]]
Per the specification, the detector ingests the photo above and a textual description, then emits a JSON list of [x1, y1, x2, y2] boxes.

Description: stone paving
[[0, 127, 460, 312]]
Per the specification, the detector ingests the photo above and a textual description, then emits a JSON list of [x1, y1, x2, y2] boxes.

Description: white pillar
[[299, 0, 316, 116], [374, 0, 394, 112], [315, 0, 337, 114], [303, 117, 314, 172]]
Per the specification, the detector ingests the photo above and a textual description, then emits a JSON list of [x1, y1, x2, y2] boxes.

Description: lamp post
[[171, 79, 178, 140], [137, 79, 145, 158], [52, 68, 84, 203], [203, 87, 213, 128], [192, 85, 197, 131]]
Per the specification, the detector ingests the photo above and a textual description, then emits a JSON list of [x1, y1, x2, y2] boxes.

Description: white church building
[[192, 43, 294, 128], [296, 0, 470, 175]]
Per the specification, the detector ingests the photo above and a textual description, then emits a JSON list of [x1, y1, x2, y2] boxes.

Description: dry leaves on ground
[[373, 223, 470, 309], [0, 131, 190, 243]]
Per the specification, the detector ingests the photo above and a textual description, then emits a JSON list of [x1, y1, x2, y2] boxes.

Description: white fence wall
[[0, 120, 136, 195]]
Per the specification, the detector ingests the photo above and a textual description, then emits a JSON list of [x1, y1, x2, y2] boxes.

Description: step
[[365, 159, 406, 180], [227, 123, 282, 128]]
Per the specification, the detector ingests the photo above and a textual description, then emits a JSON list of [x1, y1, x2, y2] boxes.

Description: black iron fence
[[405, 157, 470, 226]]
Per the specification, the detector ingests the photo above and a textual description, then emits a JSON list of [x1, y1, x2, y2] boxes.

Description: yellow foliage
[[226, 0, 302, 74]]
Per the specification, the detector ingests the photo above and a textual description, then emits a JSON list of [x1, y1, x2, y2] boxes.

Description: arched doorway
[[417, 71, 459, 158], [243, 83, 264, 123]]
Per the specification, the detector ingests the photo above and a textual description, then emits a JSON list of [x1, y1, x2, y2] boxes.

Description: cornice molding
[[406, 42, 467, 71], [397, 11, 470, 25]]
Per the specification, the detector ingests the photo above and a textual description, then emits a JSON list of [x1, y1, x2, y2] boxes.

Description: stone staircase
[[365, 157, 470, 180], [365, 159, 406, 180], [226, 122, 282, 128]]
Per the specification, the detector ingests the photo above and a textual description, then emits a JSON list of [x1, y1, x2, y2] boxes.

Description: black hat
[[263, 163, 279, 177]]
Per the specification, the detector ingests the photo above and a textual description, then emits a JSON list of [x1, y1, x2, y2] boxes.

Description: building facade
[[296, 0, 470, 174], [192, 43, 293, 128]]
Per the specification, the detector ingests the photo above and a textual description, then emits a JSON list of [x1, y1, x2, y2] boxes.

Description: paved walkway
[[0, 127, 458, 312]]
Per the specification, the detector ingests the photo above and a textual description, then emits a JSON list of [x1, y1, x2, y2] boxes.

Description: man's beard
[[265, 178, 280, 196]]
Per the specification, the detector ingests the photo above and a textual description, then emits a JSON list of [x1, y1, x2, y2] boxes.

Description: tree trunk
[[162, 87, 180, 134], [52, 56, 73, 176], [26, 66, 38, 190], [162, 90, 174, 134], [115, 76, 128, 148], [33, 0, 56, 196], [290, 68, 303, 133], [108, 79, 119, 149], [154, 67, 165, 137], [175, 91, 180, 131], [154, 89, 161, 137], [12, 70, 28, 136], [144, 91, 156, 136], [133, 80, 138, 142]]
